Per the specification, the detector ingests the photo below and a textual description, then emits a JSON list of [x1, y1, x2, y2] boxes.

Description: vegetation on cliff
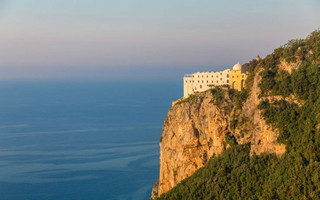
[[156, 30, 320, 199]]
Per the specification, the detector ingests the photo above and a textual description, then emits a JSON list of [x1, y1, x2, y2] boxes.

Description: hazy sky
[[0, 0, 319, 80]]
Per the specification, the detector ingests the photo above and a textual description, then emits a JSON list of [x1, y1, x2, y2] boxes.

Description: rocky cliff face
[[151, 71, 286, 198], [152, 91, 230, 198], [235, 69, 286, 157]]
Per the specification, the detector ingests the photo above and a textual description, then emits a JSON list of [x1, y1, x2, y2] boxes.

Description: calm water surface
[[0, 80, 181, 200]]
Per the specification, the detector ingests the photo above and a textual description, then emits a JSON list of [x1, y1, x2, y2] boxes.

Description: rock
[[278, 59, 301, 74], [152, 91, 230, 198], [240, 68, 286, 157]]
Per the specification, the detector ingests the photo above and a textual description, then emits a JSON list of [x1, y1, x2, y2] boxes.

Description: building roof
[[233, 62, 242, 70]]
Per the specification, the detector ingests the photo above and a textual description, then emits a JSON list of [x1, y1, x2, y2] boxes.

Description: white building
[[183, 62, 247, 98]]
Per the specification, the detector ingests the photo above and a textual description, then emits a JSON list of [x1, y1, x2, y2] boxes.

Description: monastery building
[[183, 62, 247, 98]]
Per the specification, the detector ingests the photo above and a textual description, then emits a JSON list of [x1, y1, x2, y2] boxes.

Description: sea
[[0, 80, 181, 200]]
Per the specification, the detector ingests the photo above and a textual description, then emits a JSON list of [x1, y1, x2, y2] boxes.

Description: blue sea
[[0, 80, 181, 200]]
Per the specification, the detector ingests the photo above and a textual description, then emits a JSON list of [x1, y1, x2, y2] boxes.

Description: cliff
[[151, 67, 286, 198], [153, 91, 230, 197], [152, 30, 320, 199]]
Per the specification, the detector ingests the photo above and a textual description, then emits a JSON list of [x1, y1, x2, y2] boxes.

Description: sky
[[0, 0, 319, 80]]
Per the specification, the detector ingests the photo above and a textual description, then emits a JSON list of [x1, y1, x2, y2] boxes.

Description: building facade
[[183, 62, 247, 98]]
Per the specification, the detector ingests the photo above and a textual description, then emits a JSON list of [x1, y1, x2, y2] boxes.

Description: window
[[207, 80, 208, 83], [212, 75, 213, 78], [202, 75, 204, 78], [227, 80, 229, 83], [232, 76, 234, 78], [200, 85, 202, 88], [227, 74, 229, 78], [216, 81, 218, 83], [242, 75, 244, 78], [202, 81, 204, 83], [220, 73, 222, 75], [237, 76, 239, 78], [198, 75, 199, 78], [220, 78, 222, 80], [207, 75, 208, 78], [212, 81, 213, 83], [198, 80, 199, 83]]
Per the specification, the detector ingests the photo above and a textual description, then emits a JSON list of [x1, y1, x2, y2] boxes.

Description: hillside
[[152, 30, 320, 199]]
